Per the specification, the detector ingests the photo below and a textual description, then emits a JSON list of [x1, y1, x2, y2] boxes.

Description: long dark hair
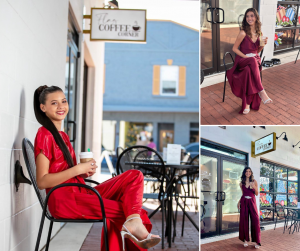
[[241, 167, 254, 185], [34, 85, 74, 168], [242, 8, 262, 39]]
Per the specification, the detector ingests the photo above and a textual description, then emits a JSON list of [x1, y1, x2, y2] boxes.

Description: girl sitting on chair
[[33, 85, 160, 251], [226, 8, 273, 115]]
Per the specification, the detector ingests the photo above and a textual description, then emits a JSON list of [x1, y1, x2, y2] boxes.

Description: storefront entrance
[[201, 0, 259, 76], [201, 140, 248, 238]]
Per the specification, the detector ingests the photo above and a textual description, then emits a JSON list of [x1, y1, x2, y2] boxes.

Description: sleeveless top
[[241, 183, 256, 199]]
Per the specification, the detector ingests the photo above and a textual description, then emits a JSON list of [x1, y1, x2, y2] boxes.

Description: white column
[[259, 0, 278, 61]]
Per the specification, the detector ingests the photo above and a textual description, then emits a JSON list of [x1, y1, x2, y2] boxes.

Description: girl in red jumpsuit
[[237, 167, 261, 249], [33, 85, 160, 251]]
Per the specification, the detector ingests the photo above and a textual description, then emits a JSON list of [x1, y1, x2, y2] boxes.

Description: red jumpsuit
[[34, 126, 152, 251], [226, 35, 264, 114], [239, 184, 261, 245]]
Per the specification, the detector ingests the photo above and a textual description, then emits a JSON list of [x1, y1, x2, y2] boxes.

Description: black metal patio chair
[[22, 138, 109, 251], [295, 48, 300, 64], [223, 49, 264, 102], [289, 209, 300, 234], [116, 145, 169, 248], [173, 154, 199, 241], [274, 202, 285, 230]]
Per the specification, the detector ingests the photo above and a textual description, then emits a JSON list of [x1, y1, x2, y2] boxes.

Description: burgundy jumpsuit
[[239, 184, 261, 245], [226, 35, 264, 114], [34, 126, 152, 251]]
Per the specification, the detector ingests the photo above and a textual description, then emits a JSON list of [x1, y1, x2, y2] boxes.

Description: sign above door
[[251, 132, 277, 158], [83, 8, 147, 42]]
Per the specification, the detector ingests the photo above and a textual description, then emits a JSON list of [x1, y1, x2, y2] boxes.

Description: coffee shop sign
[[251, 132, 276, 158], [84, 8, 147, 42]]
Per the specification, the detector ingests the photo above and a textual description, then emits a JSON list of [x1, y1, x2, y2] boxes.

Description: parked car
[[183, 142, 199, 159]]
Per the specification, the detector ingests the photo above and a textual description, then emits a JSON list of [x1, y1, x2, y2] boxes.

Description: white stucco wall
[[201, 126, 300, 212], [259, 0, 277, 61], [0, 0, 105, 250]]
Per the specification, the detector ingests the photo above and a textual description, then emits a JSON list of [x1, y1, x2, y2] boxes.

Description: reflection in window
[[260, 193, 273, 207], [260, 162, 274, 176], [289, 170, 298, 181], [275, 166, 287, 179], [288, 182, 298, 194], [274, 194, 287, 207], [275, 179, 287, 193], [275, 30, 295, 51], [260, 177, 274, 192], [288, 195, 298, 207], [260, 209, 274, 223], [295, 29, 300, 47]]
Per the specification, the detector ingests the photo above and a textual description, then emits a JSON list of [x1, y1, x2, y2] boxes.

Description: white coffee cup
[[79, 152, 93, 163]]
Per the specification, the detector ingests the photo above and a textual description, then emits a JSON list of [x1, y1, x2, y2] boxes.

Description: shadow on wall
[[7, 88, 35, 250]]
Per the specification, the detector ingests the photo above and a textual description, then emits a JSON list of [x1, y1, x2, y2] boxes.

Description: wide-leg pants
[[48, 170, 152, 251], [227, 56, 264, 114], [239, 197, 261, 245]]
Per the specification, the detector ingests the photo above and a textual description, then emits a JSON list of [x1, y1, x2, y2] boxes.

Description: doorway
[[201, 0, 259, 76], [64, 14, 79, 149], [158, 123, 174, 152], [201, 141, 248, 238]]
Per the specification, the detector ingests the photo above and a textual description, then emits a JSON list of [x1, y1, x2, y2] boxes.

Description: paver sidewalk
[[201, 60, 300, 125], [80, 209, 199, 251], [201, 226, 300, 250]]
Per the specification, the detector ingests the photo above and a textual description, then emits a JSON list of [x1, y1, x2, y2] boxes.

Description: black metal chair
[[201, 69, 204, 84], [22, 138, 109, 251], [223, 49, 264, 102], [172, 155, 199, 241], [295, 48, 300, 64], [274, 202, 285, 230], [288, 209, 300, 234], [116, 146, 124, 158], [116, 145, 169, 248]]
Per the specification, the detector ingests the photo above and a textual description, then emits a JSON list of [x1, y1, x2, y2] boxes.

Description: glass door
[[201, 0, 258, 75], [201, 153, 219, 237], [221, 159, 244, 234], [201, 150, 246, 238]]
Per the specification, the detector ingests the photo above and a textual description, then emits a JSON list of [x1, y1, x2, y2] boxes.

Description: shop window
[[190, 122, 199, 143], [275, 2, 300, 52], [260, 160, 300, 225]]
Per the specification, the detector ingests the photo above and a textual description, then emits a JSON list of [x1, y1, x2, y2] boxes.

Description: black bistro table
[[125, 160, 199, 247]]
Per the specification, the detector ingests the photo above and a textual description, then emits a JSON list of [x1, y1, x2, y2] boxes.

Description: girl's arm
[[232, 30, 248, 58], [237, 182, 242, 209], [253, 179, 259, 196], [36, 153, 97, 190]]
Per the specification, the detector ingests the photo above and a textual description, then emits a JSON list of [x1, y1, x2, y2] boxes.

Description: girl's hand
[[237, 202, 241, 210], [76, 159, 98, 176], [264, 37, 268, 45]]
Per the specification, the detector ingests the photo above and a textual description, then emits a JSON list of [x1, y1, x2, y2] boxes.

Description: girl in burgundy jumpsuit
[[238, 167, 261, 248], [226, 8, 272, 114], [33, 85, 160, 251]]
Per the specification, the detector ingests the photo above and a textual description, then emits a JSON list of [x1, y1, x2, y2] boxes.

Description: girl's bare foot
[[122, 216, 160, 240]]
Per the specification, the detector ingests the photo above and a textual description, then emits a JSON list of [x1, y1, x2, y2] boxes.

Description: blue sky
[[106, 0, 200, 30]]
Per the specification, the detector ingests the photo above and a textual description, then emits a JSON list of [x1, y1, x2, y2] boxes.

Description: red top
[[34, 126, 89, 195]]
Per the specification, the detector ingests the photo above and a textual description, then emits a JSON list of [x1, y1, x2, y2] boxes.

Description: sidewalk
[[201, 226, 300, 250], [201, 60, 300, 125], [80, 207, 199, 251]]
